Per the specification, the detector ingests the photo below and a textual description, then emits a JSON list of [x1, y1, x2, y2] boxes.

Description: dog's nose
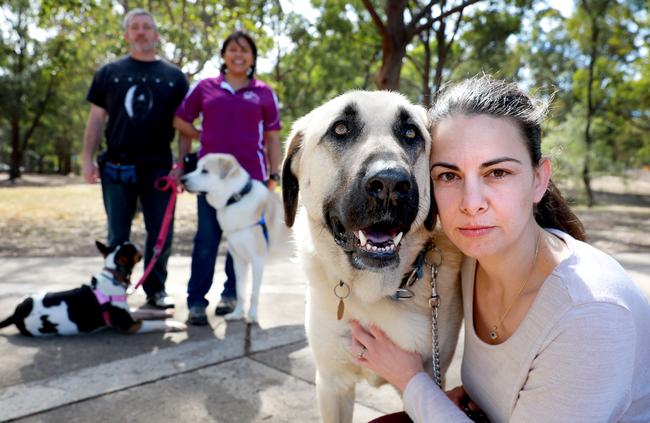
[[365, 169, 412, 203]]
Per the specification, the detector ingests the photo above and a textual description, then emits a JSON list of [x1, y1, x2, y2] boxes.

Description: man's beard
[[130, 39, 156, 53]]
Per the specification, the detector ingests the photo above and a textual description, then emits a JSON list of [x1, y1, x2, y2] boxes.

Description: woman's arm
[[264, 130, 281, 190], [173, 116, 201, 140], [508, 303, 635, 422]]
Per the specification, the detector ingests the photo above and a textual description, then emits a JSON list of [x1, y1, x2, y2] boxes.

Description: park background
[[1, 2, 650, 421], [1, 0, 649, 258]]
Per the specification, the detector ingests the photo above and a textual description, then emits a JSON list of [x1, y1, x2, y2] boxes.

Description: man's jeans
[[187, 194, 236, 308], [101, 166, 173, 297]]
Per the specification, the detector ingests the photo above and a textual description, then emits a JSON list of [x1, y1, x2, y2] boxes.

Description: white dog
[[282, 91, 463, 422], [182, 153, 285, 323]]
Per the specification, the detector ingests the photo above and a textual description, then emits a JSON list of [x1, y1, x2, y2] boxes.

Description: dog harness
[[93, 289, 128, 327], [258, 213, 269, 244]]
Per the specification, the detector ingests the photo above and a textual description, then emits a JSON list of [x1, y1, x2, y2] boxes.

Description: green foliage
[[1, 0, 649, 183], [449, 2, 525, 80], [543, 107, 586, 183], [269, 0, 382, 129]]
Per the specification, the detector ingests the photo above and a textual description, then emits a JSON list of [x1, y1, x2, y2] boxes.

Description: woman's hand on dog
[[350, 320, 424, 392]]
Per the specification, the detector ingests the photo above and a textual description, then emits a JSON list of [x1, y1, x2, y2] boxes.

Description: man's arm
[[82, 104, 108, 184], [264, 130, 281, 190]]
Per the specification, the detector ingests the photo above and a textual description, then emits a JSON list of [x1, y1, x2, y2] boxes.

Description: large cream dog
[[182, 153, 285, 323], [282, 91, 463, 422]]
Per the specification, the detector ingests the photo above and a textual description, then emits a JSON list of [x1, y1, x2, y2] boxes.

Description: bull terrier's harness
[[92, 268, 129, 327]]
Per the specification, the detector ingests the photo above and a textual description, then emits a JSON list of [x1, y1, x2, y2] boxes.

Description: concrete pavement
[[0, 248, 648, 422]]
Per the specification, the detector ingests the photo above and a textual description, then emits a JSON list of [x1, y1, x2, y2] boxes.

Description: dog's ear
[[281, 129, 304, 227], [218, 156, 236, 179], [95, 240, 110, 257], [424, 177, 438, 231], [115, 244, 142, 268]]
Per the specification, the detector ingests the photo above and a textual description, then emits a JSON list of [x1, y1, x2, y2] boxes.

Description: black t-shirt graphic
[[86, 56, 189, 166]]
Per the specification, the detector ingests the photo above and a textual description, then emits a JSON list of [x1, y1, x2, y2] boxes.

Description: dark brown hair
[[219, 31, 257, 77], [429, 76, 586, 241]]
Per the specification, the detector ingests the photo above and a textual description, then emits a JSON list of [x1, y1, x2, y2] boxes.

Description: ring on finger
[[357, 346, 367, 359]]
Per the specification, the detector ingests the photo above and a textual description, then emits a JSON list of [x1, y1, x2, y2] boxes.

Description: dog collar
[[226, 178, 253, 206], [102, 267, 131, 286], [391, 241, 432, 300]]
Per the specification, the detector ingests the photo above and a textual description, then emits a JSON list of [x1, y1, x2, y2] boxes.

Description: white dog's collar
[[226, 178, 253, 206]]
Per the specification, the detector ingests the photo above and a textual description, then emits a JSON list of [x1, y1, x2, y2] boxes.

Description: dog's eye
[[405, 128, 416, 138], [333, 122, 348, 136], [403, 125, 419, 140], [201, 169, 208, 174]]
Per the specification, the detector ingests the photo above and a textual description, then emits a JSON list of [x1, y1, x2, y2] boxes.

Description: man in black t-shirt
[[82, 9, 189, 309]]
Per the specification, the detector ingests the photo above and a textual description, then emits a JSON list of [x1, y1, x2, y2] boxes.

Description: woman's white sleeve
[[510, 302, 636, 423], [403, 372, 470, 423]]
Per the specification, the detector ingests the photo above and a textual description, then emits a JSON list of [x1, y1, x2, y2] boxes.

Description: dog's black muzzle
[[324, 166, 419, 271]]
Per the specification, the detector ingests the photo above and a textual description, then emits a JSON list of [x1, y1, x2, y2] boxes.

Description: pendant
[[489, 326, 499, 340], [333, 281, 350, 321]]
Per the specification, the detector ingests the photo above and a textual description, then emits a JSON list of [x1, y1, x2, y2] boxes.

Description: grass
[[0, 182, 199, 257]]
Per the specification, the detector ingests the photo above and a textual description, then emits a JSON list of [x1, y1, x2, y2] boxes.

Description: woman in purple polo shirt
[[173, 31, 282, 325]]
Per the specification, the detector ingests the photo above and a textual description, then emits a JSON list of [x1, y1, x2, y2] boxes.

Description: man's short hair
[[123, 8, 157, 32]]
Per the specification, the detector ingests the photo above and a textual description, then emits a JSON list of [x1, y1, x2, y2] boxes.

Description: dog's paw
[[224, 310, 244, 321], [246, 310, 258, 323], [165, 320, 187, 332]]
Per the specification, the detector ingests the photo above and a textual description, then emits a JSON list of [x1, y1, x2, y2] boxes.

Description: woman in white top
[[351, 76, 650, 423]]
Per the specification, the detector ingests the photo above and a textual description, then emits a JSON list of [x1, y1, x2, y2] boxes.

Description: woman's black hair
[[429, 75, 586, 241], [219, 31, 257, 78]]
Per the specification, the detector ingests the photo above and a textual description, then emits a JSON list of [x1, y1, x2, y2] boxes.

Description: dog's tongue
[[363, 228, 393, 244]]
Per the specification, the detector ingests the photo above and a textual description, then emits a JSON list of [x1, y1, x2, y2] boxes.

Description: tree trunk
[[582, 1, 605, 207], [9, 119, 23, 181], [363, 0, 478, 91], [420, 29, 432, 108], [376, 45, 407, 90], [363, 0, 409, 90], [433, 20, 447, 97], [582, 119, 594, 207], [62, 154, 72, 175]]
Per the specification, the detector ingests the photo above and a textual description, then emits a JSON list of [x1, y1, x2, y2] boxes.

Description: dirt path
[[1, 172, 649, 257]]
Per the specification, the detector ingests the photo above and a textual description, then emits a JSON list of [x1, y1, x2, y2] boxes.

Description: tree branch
[[405, 52, 424, 74], [21, 72, 57, 151], [361, 0, 388, 39], [411, 0, 482, 37], [446, 7, 463, 50], [407, 0, 436, 33]]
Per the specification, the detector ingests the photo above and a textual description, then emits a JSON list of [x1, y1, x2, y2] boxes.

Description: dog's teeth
[[358, 231, 368, 247], [393, 232, 403, 246]]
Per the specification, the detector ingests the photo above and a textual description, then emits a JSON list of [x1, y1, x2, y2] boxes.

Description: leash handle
[[133, 176, 178, 291]]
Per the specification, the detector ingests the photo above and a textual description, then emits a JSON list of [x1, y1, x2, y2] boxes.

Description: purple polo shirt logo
[[243, 91, 261, 104]]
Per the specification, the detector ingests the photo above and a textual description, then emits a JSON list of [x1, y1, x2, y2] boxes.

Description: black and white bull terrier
[[0, 241, 186, 336]]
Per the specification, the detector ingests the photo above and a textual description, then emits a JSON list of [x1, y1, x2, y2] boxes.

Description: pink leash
[[133, 176, 181, 291]]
